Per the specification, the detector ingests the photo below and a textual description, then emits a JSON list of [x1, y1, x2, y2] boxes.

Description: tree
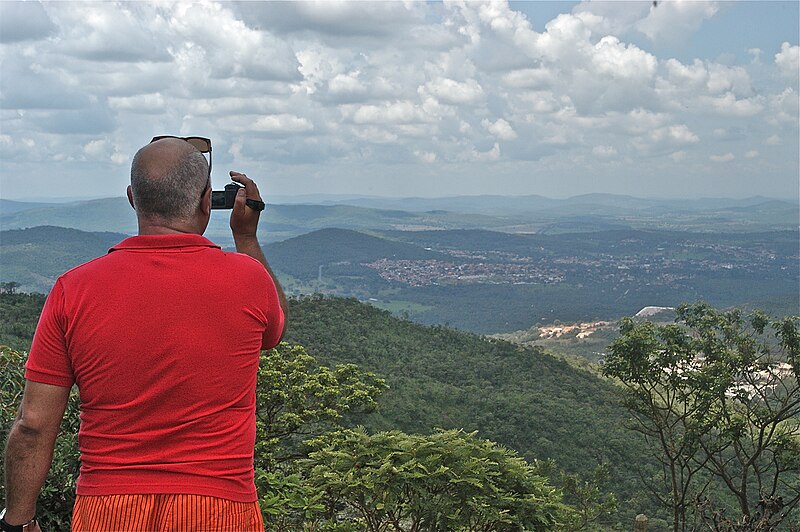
[[560, 464, 618, 532], [304, 428, 572, 531], [252, 343, 389, 530], [603, 302, 800, 531], [254, 343, 388, 469]]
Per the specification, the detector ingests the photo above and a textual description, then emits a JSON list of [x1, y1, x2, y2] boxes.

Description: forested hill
[[266, 227, 448, 280], [0, 226, 128, 293], [282, 296, 656, 519]]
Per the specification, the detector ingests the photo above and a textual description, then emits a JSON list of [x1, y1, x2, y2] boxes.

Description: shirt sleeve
[[261, 271, 285, 351], [26, 279, 75, 388]]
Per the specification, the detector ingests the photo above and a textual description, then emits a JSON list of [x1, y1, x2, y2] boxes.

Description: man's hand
[[229, 171, 263, 239]]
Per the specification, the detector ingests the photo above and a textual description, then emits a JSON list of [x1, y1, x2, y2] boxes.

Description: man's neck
[[137, 218, 205, 236]]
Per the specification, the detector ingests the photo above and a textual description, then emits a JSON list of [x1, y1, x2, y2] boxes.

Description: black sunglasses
[[150, 135, 212, 178]]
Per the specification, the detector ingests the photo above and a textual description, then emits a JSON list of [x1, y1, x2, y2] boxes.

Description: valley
[[2, 194, 797, 338]]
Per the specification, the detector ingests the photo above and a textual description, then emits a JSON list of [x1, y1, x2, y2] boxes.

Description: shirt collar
[[109, 234, 220, 252]]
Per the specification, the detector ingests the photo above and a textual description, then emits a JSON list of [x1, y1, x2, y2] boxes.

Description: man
[[2, 137, 287, 531]]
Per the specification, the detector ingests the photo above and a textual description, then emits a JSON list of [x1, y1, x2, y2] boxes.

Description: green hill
[[0, 226, 129, 293], [266, 228, 447, 281], [282, 296, 659, 525]]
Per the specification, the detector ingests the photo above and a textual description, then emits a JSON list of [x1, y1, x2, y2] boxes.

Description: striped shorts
[[71, 494, 264, 531]]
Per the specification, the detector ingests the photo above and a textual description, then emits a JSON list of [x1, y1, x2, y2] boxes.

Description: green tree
[[603, 302, 800, 531], [255, 343, 388, 468], [0, 346, 81, 530], [253, 343, 388, 530], [560, 464, 618, 532], [304, 428, 572, 531]]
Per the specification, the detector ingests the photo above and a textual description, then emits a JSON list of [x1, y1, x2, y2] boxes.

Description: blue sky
[[0, 1, 798, 201]]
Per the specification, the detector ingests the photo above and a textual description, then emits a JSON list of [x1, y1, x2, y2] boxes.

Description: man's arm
[[229, 171, 288, 340], [4, 381, 70, 526]]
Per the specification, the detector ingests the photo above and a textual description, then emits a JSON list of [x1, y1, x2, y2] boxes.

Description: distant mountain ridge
[[2, 194, 796, 239]]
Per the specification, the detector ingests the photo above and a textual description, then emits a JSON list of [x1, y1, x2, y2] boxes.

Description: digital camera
[[210, 183, 243, 209]]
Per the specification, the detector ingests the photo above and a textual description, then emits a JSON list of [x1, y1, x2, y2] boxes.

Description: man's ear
[[200, 185, 212, 216], [127, 185, 135, 210]]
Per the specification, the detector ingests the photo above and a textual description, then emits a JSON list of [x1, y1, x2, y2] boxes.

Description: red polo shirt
[[26, 234, 285, 502]]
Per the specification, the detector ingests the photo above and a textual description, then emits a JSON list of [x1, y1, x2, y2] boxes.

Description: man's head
[[129, 138, 210, 229]]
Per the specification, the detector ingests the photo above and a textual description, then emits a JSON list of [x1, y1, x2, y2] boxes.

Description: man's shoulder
[[58, 253, 115, 281], [218, 250, 269, 273]]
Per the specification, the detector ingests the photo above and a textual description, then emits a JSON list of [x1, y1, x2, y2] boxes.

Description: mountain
[[0, 198, 518, 244], [3, 194, 797, 240], [269, 227, 798, 332], [0, 199, 62, 214], [0, 198, 138, 234], [0, 226, 129, 293]]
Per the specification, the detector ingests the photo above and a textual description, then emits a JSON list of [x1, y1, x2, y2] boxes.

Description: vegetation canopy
[[602, 302, 800, 531]]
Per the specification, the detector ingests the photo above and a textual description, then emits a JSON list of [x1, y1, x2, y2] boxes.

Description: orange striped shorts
[[71, 494, 264, 531]]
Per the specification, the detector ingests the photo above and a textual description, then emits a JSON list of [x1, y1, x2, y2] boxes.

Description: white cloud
[[591, 36, 657, 81], [775, 42, 800, 81], [482, 118, 518, 140], [254, 115, 313, 133], [653, 125, 700, 145], [767, 88, 799, 126], [744, 150, 759, 159], [414, 150, 437, 163], [470, 142, 501, 161], [670, 151, 688, 163], [592, 145, 617, 158], [702, 93, 764, 117], [220, 114, 313, 134], [501, 68, 553, 89], [635, 1, 719, 46], [0, 1, 797, 200], [347, 101, 430, 126], [710, 153, 735, 163], [422, 77, 484, 105], [108, 94, 166, 114], [328, 71, 366, 97]]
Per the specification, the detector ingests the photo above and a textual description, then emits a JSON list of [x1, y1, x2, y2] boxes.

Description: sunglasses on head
[[150, 135, 212, 178]]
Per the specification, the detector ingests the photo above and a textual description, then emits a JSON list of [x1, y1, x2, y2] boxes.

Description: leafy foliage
[[304, 428, 571, 531], [559, 464, 619, 531], [0, 292, 46, 351], [255, 343, 388, 467], [603, 302, 800, 531]]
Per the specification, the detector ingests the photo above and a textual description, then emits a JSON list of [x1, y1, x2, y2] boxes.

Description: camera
[[210, 182, 243, 209]]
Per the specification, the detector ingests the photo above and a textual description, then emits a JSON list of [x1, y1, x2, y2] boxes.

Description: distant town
[[362, 237, 794, 291]]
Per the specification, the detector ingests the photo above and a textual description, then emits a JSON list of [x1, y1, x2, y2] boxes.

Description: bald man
[[3, 137, 287, 531]]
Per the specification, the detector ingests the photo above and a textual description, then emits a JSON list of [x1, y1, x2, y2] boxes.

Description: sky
[[0, 0, 798, 201]]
